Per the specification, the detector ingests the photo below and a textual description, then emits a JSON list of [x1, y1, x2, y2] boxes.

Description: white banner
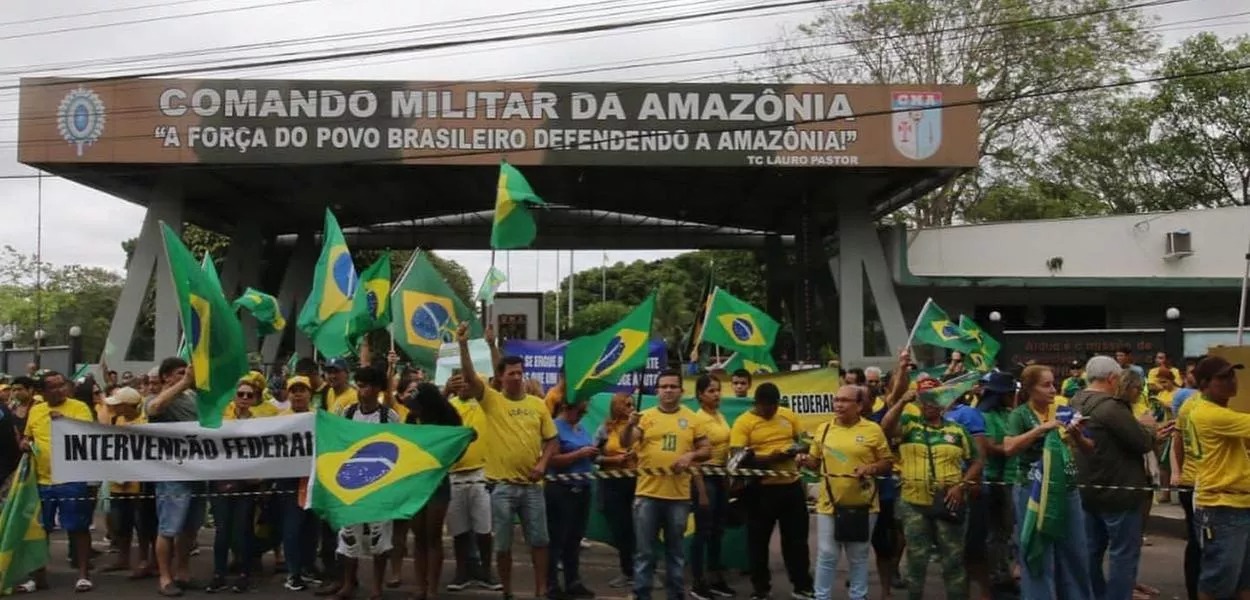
[[51, 412, 315, 484]]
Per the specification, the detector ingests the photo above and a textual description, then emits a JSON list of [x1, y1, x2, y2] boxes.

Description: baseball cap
[[916, 378, 941, 391], [1193, 356, 1244, 385], [104, 387, 143, 406], [979, 371, 1016, 394], [1069, 360, 1082, 370], [324, 357, 350, 372], [286, 376, 312, 391]]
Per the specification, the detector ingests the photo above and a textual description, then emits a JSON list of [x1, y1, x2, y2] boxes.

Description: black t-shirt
[[0, 405, 21, 484]]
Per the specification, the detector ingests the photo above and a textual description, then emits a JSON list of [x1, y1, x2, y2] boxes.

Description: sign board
[[1001, 330, 1165, 371], [20, 78, 979, 168]]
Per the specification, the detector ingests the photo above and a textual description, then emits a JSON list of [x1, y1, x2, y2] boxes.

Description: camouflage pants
[[987, 485, 1017, 585], [898, 500, 968, 600]]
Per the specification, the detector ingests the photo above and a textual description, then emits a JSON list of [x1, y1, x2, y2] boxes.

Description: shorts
[[337, 521, 393, 559], [871, 496, 898, 557], [447, 469, 491, 536], [38, 482, 93, 534], [1198, 506, 1250, 597], [155, 481, 206, 538], [491, 482, 549, 552]]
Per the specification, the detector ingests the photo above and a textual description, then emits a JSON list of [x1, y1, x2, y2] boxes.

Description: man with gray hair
[[1072, 355, 1160, 600]]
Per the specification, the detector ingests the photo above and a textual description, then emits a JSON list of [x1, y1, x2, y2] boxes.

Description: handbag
[[921, 425, 965, 524], [818, 424, 876, 543]]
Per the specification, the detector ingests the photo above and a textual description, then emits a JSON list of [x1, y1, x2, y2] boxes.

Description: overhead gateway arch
[[18, 77, 979, 371]]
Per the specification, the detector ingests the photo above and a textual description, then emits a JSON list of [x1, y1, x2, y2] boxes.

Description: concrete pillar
[[831, 197, 909, 367], [261, 232, 317, 365], [104, 190, 182, 372], [219, 222, 265, 348]]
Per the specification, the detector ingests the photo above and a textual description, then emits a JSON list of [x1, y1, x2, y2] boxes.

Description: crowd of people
[[0, 335, 1244, 600]]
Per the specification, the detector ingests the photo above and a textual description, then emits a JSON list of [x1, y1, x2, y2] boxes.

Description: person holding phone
[[729, 382, 814, 600]]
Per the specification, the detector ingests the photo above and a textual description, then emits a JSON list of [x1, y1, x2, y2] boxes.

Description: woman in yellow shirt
[[690, 374, 736, 600], [102, 387, 157, 580], [592, 393, 637, 589]]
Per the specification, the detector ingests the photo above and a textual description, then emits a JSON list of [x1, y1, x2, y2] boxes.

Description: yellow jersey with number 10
[[633, 405, 707, 500]]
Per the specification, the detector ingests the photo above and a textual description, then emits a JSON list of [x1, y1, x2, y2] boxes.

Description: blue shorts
[[1198, 506, 1250, 597], [491, 483, 549, 551], [38, 482, 94, 534], [155, 481, 206, 538]]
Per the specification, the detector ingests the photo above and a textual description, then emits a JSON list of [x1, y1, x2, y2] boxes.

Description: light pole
[[69, 325, 83, 378], [987, 311, 1004, 370], [1164, 307, 1184, 364], [33, 329, 45, 369]]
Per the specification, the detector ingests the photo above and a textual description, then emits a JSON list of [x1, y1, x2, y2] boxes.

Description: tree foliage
[[543, 250, 769, 349], [0, 246, 123, 360], [758, 0, 1159, 225]]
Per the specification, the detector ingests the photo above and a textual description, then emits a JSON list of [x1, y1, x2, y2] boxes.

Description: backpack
[[345, 404, 389, 423]]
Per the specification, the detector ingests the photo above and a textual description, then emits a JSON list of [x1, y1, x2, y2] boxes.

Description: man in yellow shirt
[[456, 322, 557, 600], [444, 372, 502, 592], [729, 382, 814, 600], [21, 370, 96, 592], [1183, 355, 1249, 600], [621, 368, 710, 600], [324, 358, 359, 413]]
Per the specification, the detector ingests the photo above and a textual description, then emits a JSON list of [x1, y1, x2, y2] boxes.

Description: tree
[[757, 0, 1159, 225], [562, 301, 632, 338], [0, 246, 122, 360]]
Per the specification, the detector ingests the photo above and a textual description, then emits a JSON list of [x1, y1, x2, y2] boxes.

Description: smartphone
[[451, 368, 462, 378]]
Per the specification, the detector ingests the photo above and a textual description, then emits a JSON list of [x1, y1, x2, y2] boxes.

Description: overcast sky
[[0, 0, 1246, 294]]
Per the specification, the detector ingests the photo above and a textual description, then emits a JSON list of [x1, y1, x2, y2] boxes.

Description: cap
[[916, 378, 941, 391], [1194, 355, 1244, 385], [324, 357, 350, 372], [286, 376, 312, 391], [979, 371, 1016, 394], [104, 387, 143, 406], [1069, 360, 1082, 370]]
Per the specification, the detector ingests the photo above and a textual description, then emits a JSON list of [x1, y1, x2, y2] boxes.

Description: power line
[[0, 0, 238, 28], [0, 58, 1244, 181], [0, 0, 328, 43], [0, 0, 1205, 127]]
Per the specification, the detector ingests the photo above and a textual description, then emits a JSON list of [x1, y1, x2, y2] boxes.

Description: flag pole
[[486, 250, 497, 332], [1239, 236, 1250, 346], [905, 297, 934, 351]]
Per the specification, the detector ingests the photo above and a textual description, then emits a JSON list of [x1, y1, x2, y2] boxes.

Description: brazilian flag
[[564, 292, 655, 402], [909, 298, 979, 353], [699, 287, 780, 356], [297, 209, 358, 359], [233, 288, 286, 336], [310, 410, 474, 529], [390, 252, 482, 371], [346, 251, 392, 346], [0, 455, 47, 590], [490, 161, 546, 250], [160, 223, 249, 429]]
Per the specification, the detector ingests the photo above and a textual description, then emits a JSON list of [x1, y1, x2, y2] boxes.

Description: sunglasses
[[236, 390, 256, 399]]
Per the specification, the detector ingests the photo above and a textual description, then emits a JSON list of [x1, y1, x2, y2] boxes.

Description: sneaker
[[231, 576, 250, 593], [791, 590, 813, 600], [474, 575, 503, 591], [204, 576, 229, 593], [607, 576, 632, 589], [709, 582, 736, 598], [749, 594, 769, 600], [579, 538, 592, 549], [302, 569, 324, 585], [285, 577, 307, 592], [691, 585, 714, 600], [447, 576, 472, 592], [566, 584, 595, 599]]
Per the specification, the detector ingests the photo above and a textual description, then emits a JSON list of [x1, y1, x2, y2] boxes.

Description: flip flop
[[74, 579, 94, 593]]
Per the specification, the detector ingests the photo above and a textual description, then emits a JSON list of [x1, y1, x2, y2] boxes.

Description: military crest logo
[[57, 87, 106, 157], [891, 91, 942, 161]]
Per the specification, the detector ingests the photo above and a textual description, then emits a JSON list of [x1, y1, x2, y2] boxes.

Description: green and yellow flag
[[1020, 429, 1071, 575], [909, 298, 980, 354], [346, 252, 392, 346], [699, 287, 780, 357], [0, 455, 47, 591], [719, 351, 778, 375], [958, 314, 1000, 372], [564, 292, 655, 402], [390, 252, 483, 371], [491, 162, 546, 250], [917, 371, 983, 407], [160, 223, 250, 429], [297, 209, 358, 358], [310, 410, 474, 529], [233, 288, 286, 336], [475, 266, 508, 306]]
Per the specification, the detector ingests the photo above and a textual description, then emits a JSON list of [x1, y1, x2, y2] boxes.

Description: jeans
[[491, 483, 549, 551], [1085, 509, 1143, 600], [1195, 506, 1250, 597], [279, 492, 319, 579], [545, 484, 591, 591], [814, 513, 876, 600], [744, 482, 813, 595], [632, 497, 690, 600], [1011, 485, 1093, 600], [1178, 488, 1199, 600], [690, 476, 728, 584], [210, 496, 255, 577], [598, 477, 635, 578]]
